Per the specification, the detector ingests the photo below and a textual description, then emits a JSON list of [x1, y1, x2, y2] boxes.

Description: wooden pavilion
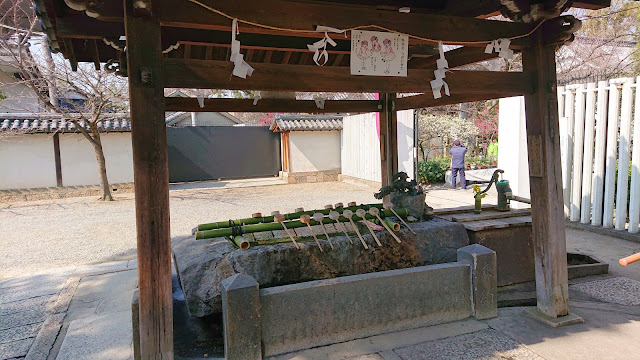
[[34, 0, 610, 358]]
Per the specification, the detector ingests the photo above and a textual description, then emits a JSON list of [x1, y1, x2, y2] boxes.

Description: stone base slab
[[220, 245, 497, 357], [523, 307, 584, 328]]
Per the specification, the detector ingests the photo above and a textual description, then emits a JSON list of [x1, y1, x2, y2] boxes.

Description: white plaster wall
[[498, 96, 530, 209], [397, 110, 415, 180], [289, 131, 341, 172], [59, 133, 133, 186], [0, 70, 41, 113], [0, 133, 57, 189], [341, 113, 381, 183]]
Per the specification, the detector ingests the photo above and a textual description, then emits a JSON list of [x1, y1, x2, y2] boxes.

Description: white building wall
[[341, 112, 415, 183], [0, 133, 57, 189], [397, 110, 415, 180], [289, 131, 341, 172], [59, 133, 134, 186], [498, 96, 530, 209], [341, 113, 381, 183]]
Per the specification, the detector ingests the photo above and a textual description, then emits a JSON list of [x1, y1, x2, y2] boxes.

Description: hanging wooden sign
[[350, 30, 408, 77]]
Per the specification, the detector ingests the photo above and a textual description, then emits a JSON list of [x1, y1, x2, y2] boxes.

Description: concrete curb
[[566, 221, 640, 243]]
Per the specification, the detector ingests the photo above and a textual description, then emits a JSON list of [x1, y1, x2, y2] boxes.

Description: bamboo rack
[[194, 203, 386, 232], [194, 208, 410, 240]]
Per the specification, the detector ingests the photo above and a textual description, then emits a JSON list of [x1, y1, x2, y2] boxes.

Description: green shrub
[[418, 156, 451, 184]]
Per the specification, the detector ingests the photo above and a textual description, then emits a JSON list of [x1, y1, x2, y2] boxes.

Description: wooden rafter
[[413, 46, 503, 69], [162, 58, 533, 94], [164, 97, 380, 113]]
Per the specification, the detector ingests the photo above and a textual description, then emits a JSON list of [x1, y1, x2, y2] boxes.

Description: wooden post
[[379, 93, 398, 196], [124, 0, 174, 358], [522, 32, 570, 318], [52, 132, 63, 187]]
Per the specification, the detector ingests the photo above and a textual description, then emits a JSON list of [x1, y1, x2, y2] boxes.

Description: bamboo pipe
[[370, 207, 401, 243], [343, 209, 368, 249], [301, 214, 323, 252], [195, 208, 410, 240], [380, 219, 400, 232], [313, 212, 334, 249], [195, 203, 386, 232], [232, 236, 250, 250], [329, 210, 353, 244], [275, 214, 299, 249], [357, 209, 382, 247], [619, 252, 640, 266], [383, 202, 416, 234]]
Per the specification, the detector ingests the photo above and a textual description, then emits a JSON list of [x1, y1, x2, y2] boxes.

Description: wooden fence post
[[570, 84, 586, 221], [615, 79, 633, 230], [629, 76, 640, 233], [580, 83, 596, 224], [124, 0, 174, 358], [522, 33, 570, 318], [561, 88, 575, 216], [591, 81, 608, 226], [603, 80, 620, 228]]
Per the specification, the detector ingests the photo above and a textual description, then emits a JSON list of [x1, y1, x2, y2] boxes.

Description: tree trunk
[[91, 134, 113, 201]]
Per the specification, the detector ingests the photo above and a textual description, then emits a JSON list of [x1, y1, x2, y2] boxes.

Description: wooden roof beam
[[164, 97, 380, 113], [162, 58, 533, 94], [396, 92, 525, 110], [155, 0, 537, 46], [413, 46, 505, 69]]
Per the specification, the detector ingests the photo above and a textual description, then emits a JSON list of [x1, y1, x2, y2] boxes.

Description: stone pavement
[[0, 260, 137, 360]]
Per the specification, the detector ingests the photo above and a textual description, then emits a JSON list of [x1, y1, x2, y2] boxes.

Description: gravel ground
[[0, 179, 492, 280], [0, 181, 383, 279]]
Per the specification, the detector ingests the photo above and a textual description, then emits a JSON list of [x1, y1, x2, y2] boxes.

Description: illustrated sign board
[[350, 30, 408, 77]]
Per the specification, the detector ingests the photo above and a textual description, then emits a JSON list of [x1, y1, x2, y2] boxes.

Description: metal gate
[[167, 126, 281, 182]]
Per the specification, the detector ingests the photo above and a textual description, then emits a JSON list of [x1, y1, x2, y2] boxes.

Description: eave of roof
[[270, 114, 344, 132], [0, 112, 131, 133]]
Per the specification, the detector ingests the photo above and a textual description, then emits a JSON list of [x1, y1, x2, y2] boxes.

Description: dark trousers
[[451, 168, 466, 189]]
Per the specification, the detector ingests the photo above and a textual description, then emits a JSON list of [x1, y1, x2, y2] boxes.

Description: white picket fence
[[558, 77, 640, 233]]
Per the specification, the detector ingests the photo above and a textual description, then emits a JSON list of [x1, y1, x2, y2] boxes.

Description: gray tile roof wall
[[0, 114, 131, 134], [270, 115, 344, 132]]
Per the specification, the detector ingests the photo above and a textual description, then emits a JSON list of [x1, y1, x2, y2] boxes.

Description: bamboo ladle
[[342, 209, 368, 249], [329, 210, 353, 244], [274, 213, 299, 249], [369, 207, 401, 243], [313, 212, 334, 249], [383, 201, 416, 234], [300, 214, 323, 252], [357, 208, 382, 247]]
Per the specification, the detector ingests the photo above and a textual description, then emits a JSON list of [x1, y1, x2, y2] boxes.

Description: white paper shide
[[350, 30, 408, 77]]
